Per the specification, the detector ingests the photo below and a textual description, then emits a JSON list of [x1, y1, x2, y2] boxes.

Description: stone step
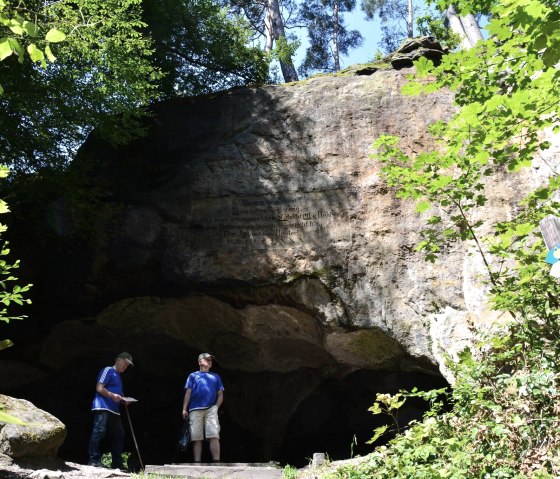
[[144, 462, 284, 478]]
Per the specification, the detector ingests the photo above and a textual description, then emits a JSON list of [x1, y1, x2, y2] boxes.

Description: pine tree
[[299, 0, 363, 75], [228, 0, 300, 82], [362, 0, 415, 54]]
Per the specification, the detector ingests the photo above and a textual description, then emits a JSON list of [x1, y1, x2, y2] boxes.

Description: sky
[[339, 8, 383, 67]]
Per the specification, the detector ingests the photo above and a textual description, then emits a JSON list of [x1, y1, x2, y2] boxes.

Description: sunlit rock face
[[5, 62, 553, 465], [66, 69, 469, 372], [67, 68, 516, 376]]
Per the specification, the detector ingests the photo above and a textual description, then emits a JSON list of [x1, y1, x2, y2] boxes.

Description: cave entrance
[[174, 367, 450, 466], [276, 369, 449, 467], [10, 353, 449, 468]]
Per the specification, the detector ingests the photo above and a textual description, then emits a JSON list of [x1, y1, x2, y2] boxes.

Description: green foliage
[[365, 388, 448, 448], [0, 242, 32, 321], [142, 0, 268, 98], [366, 393, 406, 444], [0, 0, 66, 94], [282, 464, 299, 479], [0, 8, 34, 358], [327, 332, 560, 478], [416, 12, 462, 50], [101, 451, 130, 469], [100, 453, 112, 468], [324, 0, 560, 476], [271, 35, 301, 66], [374, 0, 560, 283], [1, 0, 161, 173], [1, 0, 275, 172], [0, 166, 31, 330]]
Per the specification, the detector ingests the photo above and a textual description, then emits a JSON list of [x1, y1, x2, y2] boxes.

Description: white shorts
[[189, 405, 220, 441]]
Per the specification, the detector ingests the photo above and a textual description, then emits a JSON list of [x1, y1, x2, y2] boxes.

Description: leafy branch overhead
[[0, 0, 161, 173], [375, 0, 560, 277], [0, 165, 32, 352], [0, 0, 66, 94]]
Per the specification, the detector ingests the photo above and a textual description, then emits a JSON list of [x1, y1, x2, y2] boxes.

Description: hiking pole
[[124, 404, 144, 471]]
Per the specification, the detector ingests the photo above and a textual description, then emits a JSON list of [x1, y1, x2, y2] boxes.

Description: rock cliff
[[68, 67, 505, 376], [3, 58, 554, 465]]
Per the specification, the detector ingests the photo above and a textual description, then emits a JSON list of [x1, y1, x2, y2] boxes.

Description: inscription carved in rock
[[188, 193, 355, 250]]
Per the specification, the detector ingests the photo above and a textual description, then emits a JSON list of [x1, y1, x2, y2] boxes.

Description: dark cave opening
[[28, 365, 448, 468], [277, 369, 449, 467], [2, 317, 451, 468]]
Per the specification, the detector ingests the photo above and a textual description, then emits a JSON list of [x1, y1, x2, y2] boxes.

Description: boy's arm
[[182, 388, 192, 419]]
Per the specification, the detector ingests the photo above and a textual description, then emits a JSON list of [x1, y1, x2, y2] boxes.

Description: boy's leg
[[205, 406, 221, 461], [192, 440, 203, 462], [209, 438, 220, 461], [189, 410, 205, 462]]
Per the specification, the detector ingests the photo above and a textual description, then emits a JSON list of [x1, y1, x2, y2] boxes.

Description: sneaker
[[88, 461, 102, 467]]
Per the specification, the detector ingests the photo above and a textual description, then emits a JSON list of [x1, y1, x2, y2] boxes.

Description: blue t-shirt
[[185, 371, 224, 411], [91, 367, 123, 415]]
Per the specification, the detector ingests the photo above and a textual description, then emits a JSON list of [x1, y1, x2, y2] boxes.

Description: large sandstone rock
[[65, 66, 518, 379], [6, 61, 559, 464], [0, 395, 66, 458], [25, 65, 556, 382], [389, 36, 448, 68]]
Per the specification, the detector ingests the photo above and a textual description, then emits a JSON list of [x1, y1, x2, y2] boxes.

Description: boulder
[[0, 395, 66, 458], [390, 36, 448, 68]]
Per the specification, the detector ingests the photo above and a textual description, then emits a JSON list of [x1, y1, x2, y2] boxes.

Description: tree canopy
[[0, 0, 272, 174], [299, 0, 363, 75], [0, 0, 161, 173], [142, 0, 269, 98]]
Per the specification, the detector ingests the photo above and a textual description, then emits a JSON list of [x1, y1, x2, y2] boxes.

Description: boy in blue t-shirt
[[182, 353, 224, 462]]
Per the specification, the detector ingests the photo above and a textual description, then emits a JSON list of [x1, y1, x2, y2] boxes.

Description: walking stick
[[124, 404, 144, 471]]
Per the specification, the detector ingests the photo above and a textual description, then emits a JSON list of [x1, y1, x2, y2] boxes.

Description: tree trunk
[[333, 0, 340, 71], [264, 0, 299, 82], [461, 13, 484, 45], [407, 0, 414, 38], [446, 5, 483, 49]]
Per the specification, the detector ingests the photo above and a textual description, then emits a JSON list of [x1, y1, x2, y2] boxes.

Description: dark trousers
[[88, 410, 125, 467]]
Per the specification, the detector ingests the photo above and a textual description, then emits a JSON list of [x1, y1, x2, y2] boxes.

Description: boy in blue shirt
[[182, 353, 224, 462], [88, 352, 134, 469]]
